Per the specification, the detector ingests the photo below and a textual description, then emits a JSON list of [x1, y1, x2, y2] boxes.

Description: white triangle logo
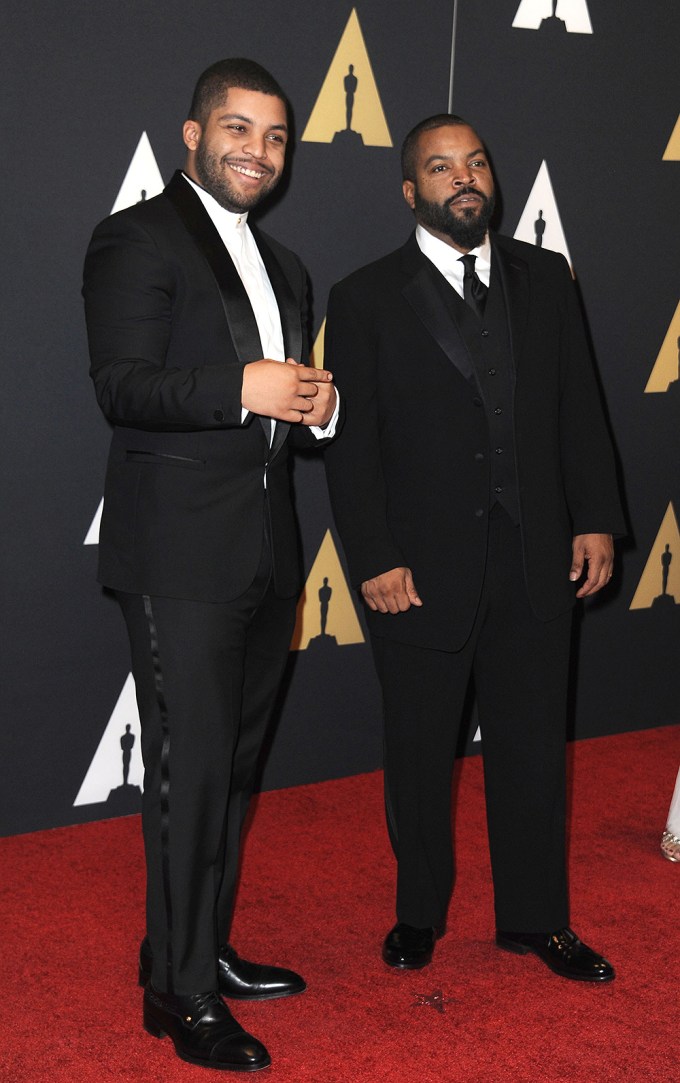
[[110, 131, 164, 214], [512, 0, 593, 33], [514, 160, 572, 268], [73, 673, 144, 806], [85, 134, 165, 546], [84, 498, 103, 545]]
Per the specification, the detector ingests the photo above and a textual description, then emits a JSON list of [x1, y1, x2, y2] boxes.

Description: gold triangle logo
[[301, 8, 392, 147], [310, 318, 326, 369], [629, 502, 680, 610], [291, 529, 365, 649], [662, 114, 680, 160], [644, 300, 680, 393]]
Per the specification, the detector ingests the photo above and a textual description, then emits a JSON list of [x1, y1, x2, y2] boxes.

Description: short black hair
[[401, 113, 470, 180], [188, 58, 289, 125]]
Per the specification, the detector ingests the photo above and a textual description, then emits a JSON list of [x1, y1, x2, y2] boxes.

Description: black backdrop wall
[[2, 1, 678, 837]]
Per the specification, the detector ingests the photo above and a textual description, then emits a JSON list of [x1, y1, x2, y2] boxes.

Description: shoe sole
[[223, 986, 306, 1000], [382, 956, 433, 970]]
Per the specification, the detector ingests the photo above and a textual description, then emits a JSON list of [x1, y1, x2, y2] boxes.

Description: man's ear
[[402, 180, 415, 210], [183, 119, 202, 152]]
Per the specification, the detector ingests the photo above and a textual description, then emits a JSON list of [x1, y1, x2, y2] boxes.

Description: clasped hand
[[242, 358, 336, 426]]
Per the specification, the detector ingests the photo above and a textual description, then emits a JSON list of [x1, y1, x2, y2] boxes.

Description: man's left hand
[[569, 533, 614, 598], [285, 359, 337, 427]]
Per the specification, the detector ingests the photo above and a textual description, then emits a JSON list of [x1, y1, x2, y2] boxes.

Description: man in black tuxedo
[[83, 59, 338, 1072], [323, 114, 624, 984]]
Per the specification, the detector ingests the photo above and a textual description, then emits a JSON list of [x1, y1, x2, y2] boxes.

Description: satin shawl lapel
[[163, 172, 271, 444], [164, 172, 264, 364], [491, 238, 529, 368], [251, 224, 302, 459], [400, 235, 477, 386]]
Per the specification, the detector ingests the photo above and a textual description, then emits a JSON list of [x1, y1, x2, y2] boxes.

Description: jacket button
[[475, 508, 485, 517], [213, 409, 225, 422], [488, 368, 496, 375], [481, 329, 489, 337], [494, 407, 502, 415], [475, 452, 485, 462]]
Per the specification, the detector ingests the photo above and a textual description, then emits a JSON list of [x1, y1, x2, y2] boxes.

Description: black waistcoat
[[433, 262, 520, 524]]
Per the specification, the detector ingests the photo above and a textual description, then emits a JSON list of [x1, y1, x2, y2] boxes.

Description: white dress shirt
[[415, 224, 491, 296], [184, 173, 338, 442]]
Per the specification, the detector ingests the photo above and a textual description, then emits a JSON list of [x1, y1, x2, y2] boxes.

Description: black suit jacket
[[83, 171, 327, 602], [323, 232, 625, 651]]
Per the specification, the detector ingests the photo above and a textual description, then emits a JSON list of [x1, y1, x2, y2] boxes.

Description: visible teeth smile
[[229, 164, 266, 179]]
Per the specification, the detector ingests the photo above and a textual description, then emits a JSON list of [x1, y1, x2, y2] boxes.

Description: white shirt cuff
[[310, 388, 340, 440]]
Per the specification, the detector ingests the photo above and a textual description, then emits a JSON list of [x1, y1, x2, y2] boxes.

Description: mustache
[[448, 186, 489, 206], [223, 155, 275, 176]]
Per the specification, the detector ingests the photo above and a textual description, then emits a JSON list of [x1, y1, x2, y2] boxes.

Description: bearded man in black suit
[[83, 58, 338, 1072], [323, 114, 623, 984]]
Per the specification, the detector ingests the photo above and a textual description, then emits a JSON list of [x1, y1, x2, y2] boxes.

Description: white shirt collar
[[182, 171, 249, 232], [415, 224, 491, 293]]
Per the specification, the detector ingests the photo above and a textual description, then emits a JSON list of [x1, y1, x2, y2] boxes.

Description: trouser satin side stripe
[[142, 594, 175, 995]]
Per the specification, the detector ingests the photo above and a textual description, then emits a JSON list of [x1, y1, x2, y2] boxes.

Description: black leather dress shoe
[[217, 945, 306, 1000], [139, 938, 306, 1000], [382, 923, 438, 969], [495, 927, 615, 982], [143, 985, 270, 1071]]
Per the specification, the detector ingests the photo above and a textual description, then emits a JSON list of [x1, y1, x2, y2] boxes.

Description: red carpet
[[1, 725, 678, 1082]]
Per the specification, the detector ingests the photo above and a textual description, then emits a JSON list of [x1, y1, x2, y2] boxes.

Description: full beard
[[414, 186, 495, 250], [194, 142, 278, 213]]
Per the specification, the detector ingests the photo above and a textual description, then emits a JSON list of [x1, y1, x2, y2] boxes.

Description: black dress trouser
[[371, 505, 572, 933], [116, 530, 297, 995]]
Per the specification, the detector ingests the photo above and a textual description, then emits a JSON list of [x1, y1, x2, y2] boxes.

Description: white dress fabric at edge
[[666, 766, 680, 836]]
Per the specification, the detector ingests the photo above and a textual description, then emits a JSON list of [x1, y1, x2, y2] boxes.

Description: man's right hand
[[242, 358, 334, 423], [361, 567, 423, 614]]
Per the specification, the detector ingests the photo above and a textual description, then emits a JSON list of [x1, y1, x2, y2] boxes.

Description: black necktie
[[459, 253, 488, 320]]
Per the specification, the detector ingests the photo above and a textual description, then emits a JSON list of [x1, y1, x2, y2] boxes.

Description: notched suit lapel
[[492, 241, 529, 368]]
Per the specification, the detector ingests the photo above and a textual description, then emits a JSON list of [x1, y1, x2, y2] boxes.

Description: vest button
[[495, 486, 503, 493], [475, 452, 485, 462], [495, 447, 504, 454], [488, 368, 497, 375], [494, 407, 502, 415], [481, 329, 489, 337], [475, 508, 485, 518]]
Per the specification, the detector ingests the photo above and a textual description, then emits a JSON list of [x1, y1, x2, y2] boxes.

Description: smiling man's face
[[183, 87, 288, 213], [402, 123, 495, 252]]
